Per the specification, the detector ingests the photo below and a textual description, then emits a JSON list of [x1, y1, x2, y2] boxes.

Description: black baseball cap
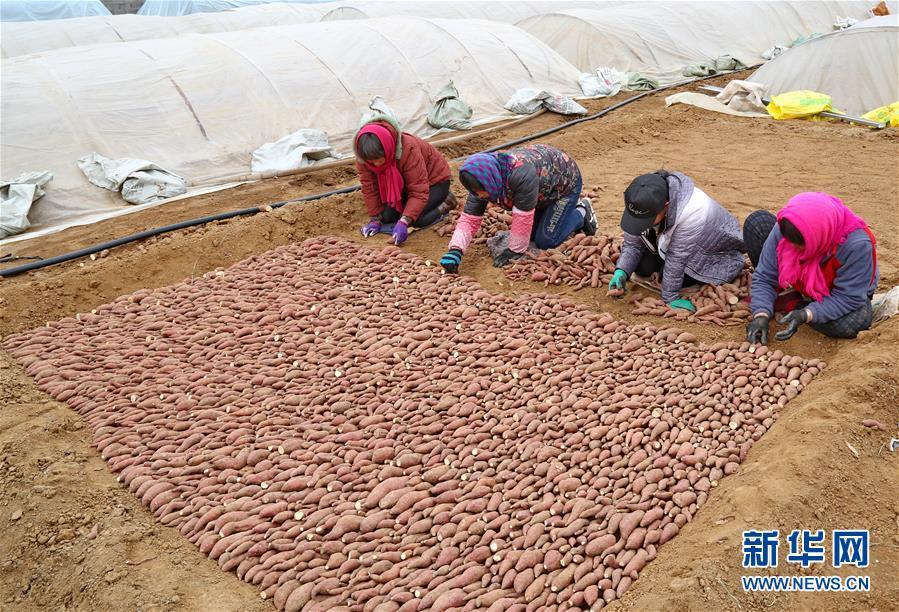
[[621, 173, 669, 235]]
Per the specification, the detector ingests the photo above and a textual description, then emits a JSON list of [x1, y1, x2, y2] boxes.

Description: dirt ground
[[1, 75, 897, 611]]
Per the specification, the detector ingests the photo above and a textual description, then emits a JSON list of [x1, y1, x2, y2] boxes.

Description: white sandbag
[[427, 82, 473, 130], [504, 88, 587, 115], [579, 66, 625, 97], [715, 79, 769, 113], [0, 171, 53, 238], [77, 153, 189, 205], [872, 286, 899, 325], [250, 129, 339, 174]]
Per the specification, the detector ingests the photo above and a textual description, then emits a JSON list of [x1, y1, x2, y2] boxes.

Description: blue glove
[[493, 248, 524, 268], [668, 298, 696, 312], [392, 219, 409, 245], [361, 219, 381, 237], [775, 308, 810, 341], [608, 269, 628, 293], [440, 249, 463, 274]]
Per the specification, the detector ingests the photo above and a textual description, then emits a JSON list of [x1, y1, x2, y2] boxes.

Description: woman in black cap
[[608, 171, 745, 311]]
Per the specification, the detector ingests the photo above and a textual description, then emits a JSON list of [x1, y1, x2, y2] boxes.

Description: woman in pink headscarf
[[354, 115, 453, 246], [744, 192, 878, 344]]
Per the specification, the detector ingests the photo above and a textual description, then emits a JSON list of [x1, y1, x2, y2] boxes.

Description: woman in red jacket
[[355, 116, 454, 245]]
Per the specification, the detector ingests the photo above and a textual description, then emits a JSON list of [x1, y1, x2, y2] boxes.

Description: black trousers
[[634, 250, 699, 286], [380, 181, 450, 228], [743, 210, 777, 269], [742, 209, 873, 339], [808, 302, 873, 338]]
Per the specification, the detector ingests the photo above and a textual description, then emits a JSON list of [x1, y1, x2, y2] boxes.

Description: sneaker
[[577, 197, 598, 236]]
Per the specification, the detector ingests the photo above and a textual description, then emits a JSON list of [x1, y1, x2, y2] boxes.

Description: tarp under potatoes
[[1, 2, 332, 58], [136, 0, 337, 17], [0, 17, 583, 240], [750, 16, 899, 116], [516, 1, 883, 86], [0, 0, 109, 21]]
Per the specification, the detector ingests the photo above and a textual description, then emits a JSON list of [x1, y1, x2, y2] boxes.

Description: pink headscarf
[[776, 192, 868, 301], [356, 124, 404, 212]]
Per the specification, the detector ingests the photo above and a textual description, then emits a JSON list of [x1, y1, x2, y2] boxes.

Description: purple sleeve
[[807, 234, 875, 323], [616, 232, 645, 275], [750, 226, 781, 318]]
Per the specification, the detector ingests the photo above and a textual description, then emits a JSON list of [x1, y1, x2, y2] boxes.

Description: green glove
[[608, 269, 628, 292], [668, 298, 696, 312]]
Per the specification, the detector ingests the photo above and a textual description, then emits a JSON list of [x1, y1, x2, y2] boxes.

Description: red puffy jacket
[[355, 122, 451, 222]]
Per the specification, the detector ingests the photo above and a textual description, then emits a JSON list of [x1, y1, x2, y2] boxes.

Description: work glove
[[607, 269, 628, 297], [440, 249, 463, 274], [668, 297, 696, 312], [392, 219, 409, 246], [775, 307, 810, 341], [361, 219, 381, 238], [746, 314, 770, 345], [493, 248, 524, 268]]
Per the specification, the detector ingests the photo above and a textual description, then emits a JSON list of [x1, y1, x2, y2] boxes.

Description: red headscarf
[[776, 192, 868, 301], [356, 124, 404, 212]]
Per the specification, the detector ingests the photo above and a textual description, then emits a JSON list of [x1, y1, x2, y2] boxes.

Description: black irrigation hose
[[0, 185, 361, 277], [0, 70, 747, 278]]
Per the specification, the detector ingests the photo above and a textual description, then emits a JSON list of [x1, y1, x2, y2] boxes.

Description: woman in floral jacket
[[439, 144, 597, 274]]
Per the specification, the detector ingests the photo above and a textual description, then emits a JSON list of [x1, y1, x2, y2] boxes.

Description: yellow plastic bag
[[766, 90, 833, 120], [861, 102, 899, 127]]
